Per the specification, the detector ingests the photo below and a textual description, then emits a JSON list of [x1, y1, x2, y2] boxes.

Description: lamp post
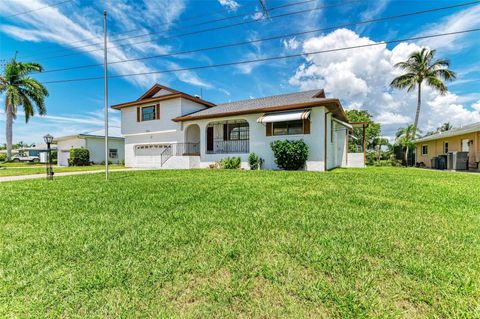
[[43, 134, 54, 180]]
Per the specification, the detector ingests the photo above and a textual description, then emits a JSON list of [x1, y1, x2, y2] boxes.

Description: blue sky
[[1, 0, 479, 143]]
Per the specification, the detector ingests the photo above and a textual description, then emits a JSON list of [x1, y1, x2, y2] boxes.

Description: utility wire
[[30, 0, 361, 61], [37, 1, 480, 74], [2, 0, 74, 18], [19, 0, 320, 58], [39, 28, 480, 84]]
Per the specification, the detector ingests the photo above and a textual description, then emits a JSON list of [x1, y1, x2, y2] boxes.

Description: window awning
[[257, 109, 311, 124]]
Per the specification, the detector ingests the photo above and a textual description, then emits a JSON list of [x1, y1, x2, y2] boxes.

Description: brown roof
[[173, 89, 348, 122], [111, 83, 216, 109]]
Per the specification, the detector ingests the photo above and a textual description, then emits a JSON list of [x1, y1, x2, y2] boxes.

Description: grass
[[0, 167, 479, 318], [0, 164, 125, 177]]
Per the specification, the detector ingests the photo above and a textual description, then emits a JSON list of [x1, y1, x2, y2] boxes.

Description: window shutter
[[266, 123, 272, 136], [303, 119, 310, 134], [136, 107, 141, 122], [155, 104, 160, 120]]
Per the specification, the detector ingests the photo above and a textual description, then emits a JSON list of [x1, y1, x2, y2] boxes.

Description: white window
[[422, 145, 428, 155], [461, 139, 470, 152], [109, 148, 118, 159]]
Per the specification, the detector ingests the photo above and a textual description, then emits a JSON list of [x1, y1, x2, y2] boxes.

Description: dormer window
[[141, 106, 156, 121]]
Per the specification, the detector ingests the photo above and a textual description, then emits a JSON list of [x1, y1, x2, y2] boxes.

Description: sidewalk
[[0, 168, 135, 183]]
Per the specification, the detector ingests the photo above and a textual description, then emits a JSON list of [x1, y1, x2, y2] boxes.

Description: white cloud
[[282, 37, 300, 50], [472, 101, 480, 112], [0, 0, 189, 88], [417, 4, 480, 52], [288, 28, 480, 139], [218, 0, 239, 11], [167, 62, 213, 88]]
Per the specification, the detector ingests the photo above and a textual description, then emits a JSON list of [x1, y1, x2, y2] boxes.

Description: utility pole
[[103, 10, 109, 180]]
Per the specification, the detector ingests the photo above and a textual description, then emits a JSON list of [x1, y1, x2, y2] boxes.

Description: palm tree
[[0, 59, 49, 161], [390, 48, 456, 139], [395, 124, 421, 165]]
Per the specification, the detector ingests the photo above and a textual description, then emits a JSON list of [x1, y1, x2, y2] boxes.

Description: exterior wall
[[187, 107, 329, 171], [120, 97, 206, 168], [415, 132, 479, 168], [85, 137, 125, 164], [57, 138, 86, 166]]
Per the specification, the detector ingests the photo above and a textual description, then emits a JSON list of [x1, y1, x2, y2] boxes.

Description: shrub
[[220, 157, 241, 169], [68, 148, 90, 166], [270, 139, 309, 170], [100, 160, 113, 165], [0, 153, 6, 162], [248, 152, 263, 170]]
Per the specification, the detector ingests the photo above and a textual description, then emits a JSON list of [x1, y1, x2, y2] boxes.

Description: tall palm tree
[[0, 59, 49, 161], [390, 48, 456, 139], [395, 124, 421, 165]]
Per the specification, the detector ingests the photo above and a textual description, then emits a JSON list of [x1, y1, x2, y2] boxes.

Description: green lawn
[[0, 164, 125, 177], [0, 167, 479, 318]]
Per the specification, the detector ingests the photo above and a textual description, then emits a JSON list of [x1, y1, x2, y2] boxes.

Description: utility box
[[430, 157, 438, 169], [447, 151, 468, 170]]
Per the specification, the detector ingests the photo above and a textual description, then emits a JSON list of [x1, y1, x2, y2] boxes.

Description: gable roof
[[173, 89, 348, 122], [111, 83, 216, 109], [414, 122, 480, 143]]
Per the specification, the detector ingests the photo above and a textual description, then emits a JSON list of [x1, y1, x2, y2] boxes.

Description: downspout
[[324, 111, 330, 171]]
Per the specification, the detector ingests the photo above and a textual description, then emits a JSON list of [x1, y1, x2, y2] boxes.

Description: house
[[112, 84, 366, 171], [414, 122, 480, 169], [54, 130, 125, 166], [19, 143, 58, 163]]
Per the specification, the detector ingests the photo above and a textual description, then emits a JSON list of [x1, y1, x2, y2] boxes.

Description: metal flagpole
[[103, 10, 109, 180]]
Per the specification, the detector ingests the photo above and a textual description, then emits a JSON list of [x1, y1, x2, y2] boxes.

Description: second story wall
[[120, 97, 209, 136]]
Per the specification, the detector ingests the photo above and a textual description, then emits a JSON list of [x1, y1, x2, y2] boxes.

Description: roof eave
[[111, 93, 216, 109], [173, 99, 347, 122]]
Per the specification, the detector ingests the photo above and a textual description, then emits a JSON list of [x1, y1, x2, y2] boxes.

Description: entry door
[[462, 139, 470, 152], [207, 127, 214, 152]]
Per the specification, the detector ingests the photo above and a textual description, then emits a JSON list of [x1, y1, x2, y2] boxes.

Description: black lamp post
[[43, 134, 54, 180]]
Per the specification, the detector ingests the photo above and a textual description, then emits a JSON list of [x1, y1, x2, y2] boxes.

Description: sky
[[0, 0, 479, 143]]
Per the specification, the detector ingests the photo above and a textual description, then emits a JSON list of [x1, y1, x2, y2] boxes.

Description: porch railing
[[160, 143, 200, 166], [207, 140, 249, 154]]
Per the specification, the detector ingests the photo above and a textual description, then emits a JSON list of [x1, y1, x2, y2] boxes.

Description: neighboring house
[[414, 122, 480, 169], [112, 84, 366, 171], [19, 143, 57, 163], [54, 130, 124, 166]]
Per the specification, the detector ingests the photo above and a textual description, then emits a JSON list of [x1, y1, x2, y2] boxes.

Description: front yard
[[0, 167, 479, 317], [0, 164, 125, 177]]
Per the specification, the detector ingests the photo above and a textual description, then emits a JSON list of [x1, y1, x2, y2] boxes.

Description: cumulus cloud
[[289, 28, 480, 138], [218, 0, 240, 11]]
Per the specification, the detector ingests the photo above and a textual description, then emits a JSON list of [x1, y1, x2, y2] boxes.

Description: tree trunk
[[411, 82, 422, 139], [5, 101, 13, 161], [404, 145, 409, 166]]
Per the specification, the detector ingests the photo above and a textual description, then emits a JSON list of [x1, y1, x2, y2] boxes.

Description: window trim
[[141, 106, 156, 122], [109, 148, 118, 159], [421, 144, 428, 156], [272, 120, 305, 136]]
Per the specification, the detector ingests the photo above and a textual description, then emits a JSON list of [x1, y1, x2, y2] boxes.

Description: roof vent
[[194, 94, 201, 99]]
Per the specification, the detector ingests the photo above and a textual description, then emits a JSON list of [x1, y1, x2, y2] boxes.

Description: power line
[[2, 0, 74, 18], [31, 0, 361, 61], [37, 1, 480, 75], [39, 28, 480, 85], [19, 0, 320, 59]]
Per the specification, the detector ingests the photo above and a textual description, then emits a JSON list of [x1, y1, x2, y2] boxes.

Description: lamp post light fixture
[[43, 134, 54, 180]]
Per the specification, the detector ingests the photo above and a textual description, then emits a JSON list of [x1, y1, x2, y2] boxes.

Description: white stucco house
[[112, 84, 366, 171], [54, 130, 125, 166]]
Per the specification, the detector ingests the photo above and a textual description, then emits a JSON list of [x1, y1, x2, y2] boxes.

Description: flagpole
[[103, 10, 109, 180]]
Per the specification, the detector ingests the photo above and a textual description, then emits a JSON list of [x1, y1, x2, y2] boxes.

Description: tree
[[345, 109, 381, 152], [0, 59, 49, 161], [390, 48, 455, 140], [425, 122, 454, 136], [395, 124, 421, 165]]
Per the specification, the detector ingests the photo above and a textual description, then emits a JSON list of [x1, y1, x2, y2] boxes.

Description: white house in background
[[112, 84, 366, 171], [54, 129, 124, 166]]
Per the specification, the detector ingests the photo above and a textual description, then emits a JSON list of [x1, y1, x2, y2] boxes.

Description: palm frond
[[390, 73, 417, 91], [425, 76, 448, 95]]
